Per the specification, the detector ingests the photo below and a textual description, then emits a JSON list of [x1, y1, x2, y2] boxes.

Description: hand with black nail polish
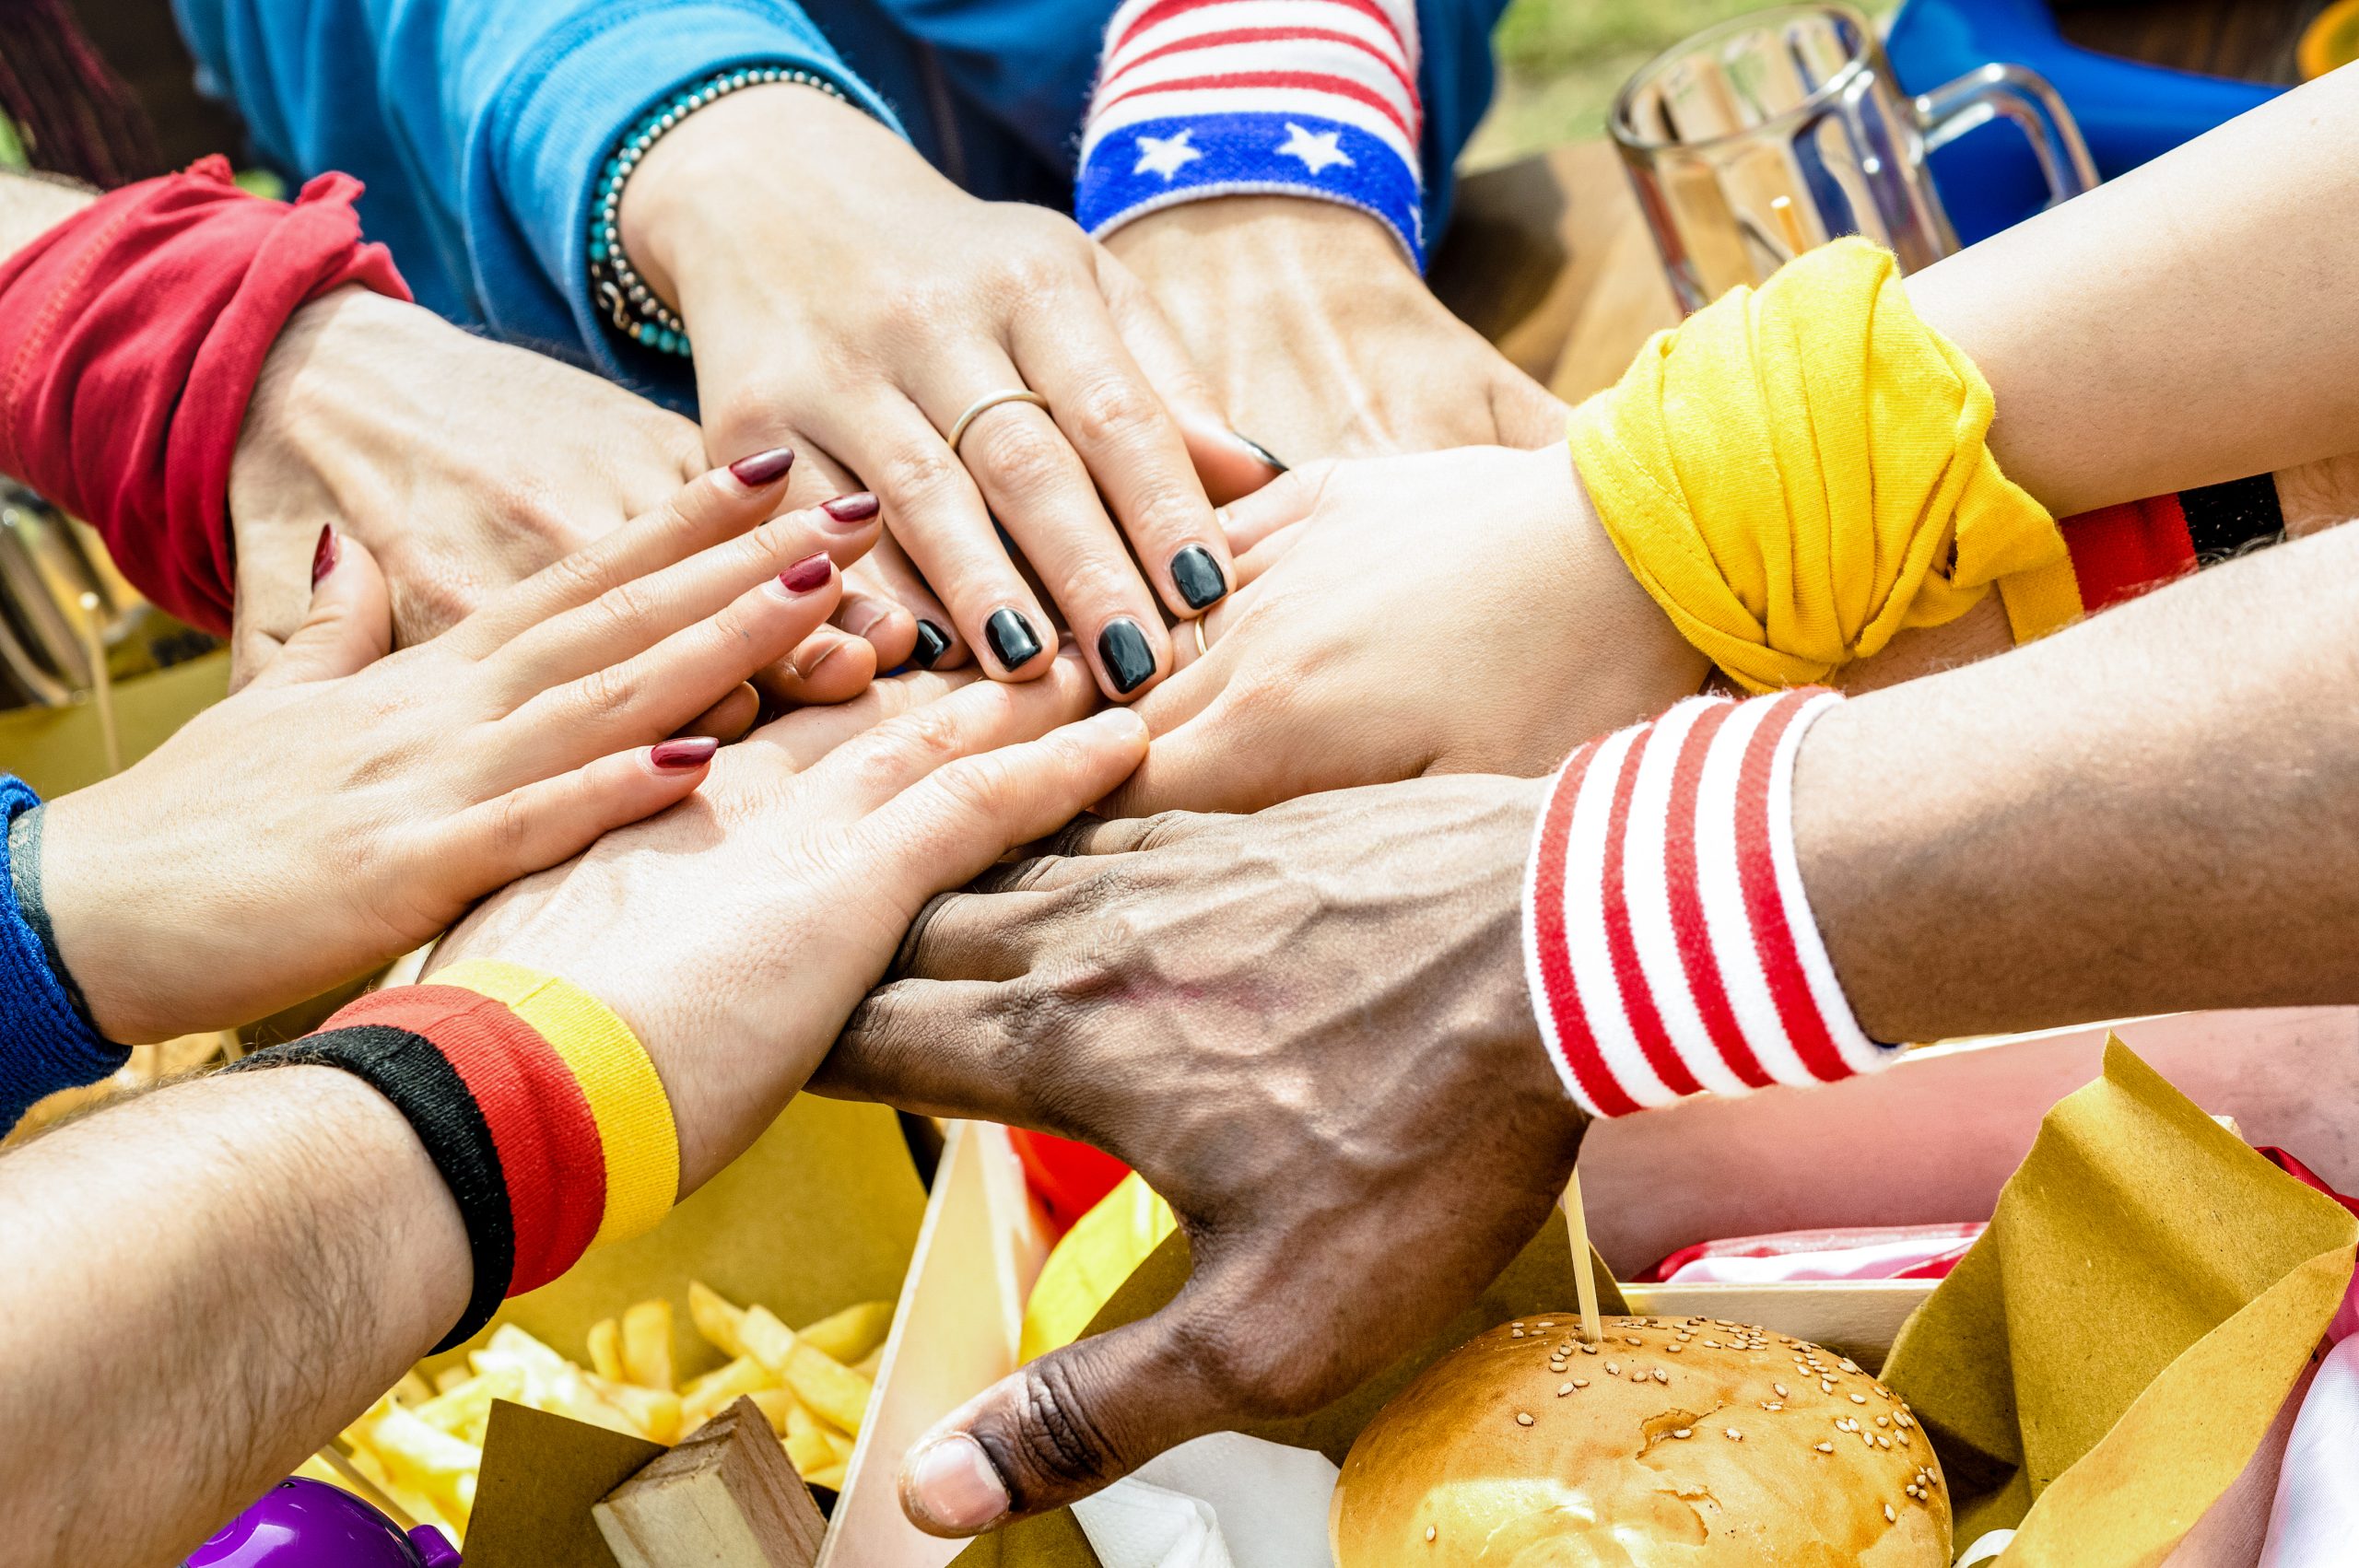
[[615, 85, 1273, 703], [1118, 445, 1713, 815]]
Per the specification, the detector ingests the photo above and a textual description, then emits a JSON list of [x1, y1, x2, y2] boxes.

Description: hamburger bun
[[1332, 1315, 1948, 1565]]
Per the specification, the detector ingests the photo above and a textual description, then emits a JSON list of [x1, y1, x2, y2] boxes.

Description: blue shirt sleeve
[[174, 0, 905, 383], [0, 779, 126, 1135]]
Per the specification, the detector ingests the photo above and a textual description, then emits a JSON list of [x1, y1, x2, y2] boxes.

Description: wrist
[[617, 81, 892, 322], [1109, 195, 1418, 320]]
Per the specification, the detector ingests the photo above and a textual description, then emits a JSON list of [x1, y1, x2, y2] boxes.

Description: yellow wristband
[[1567, 237, 2069, 692], [431, 958, 679, 1248]]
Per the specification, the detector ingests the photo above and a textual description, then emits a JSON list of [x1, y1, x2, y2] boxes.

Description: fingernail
[[777, 553, 834, 594], [1097, 618, 1156, 695], [822, 491, 880, 524], [1232, 430, 1288, 473], [904, 1434, 1010, 1533], [650, 736, 720, 771], [1169, 544, 1226, 610], [728, 447, 796, 487], [985, 608, 1042, 673], [912, 619, 951, 669], [311, 524, 338, 588]]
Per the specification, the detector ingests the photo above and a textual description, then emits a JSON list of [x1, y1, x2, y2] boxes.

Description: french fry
[[621, 1299, 676, 1392], [472, 1325, 639, 1437], [432, 1365, 473, 1398], [852, 1345, 884, 1379], [342, 1442, 457, 1539], [782, 1404, 837, 1477], [352, 1399, 484, 1527], [589, 1375, 684, 1444], [736, 1304, 876, 1434], [677, 1354, 772, 1433], [780, 1348, 874, 1435], [796, 1300, 894, 1365], [820, 1428, 856, 1467], [746, 1387, 807, 1436], [416, 1368, 524, 1447], [805, 1461, 848, 1492], [586, 1317, 625, 1383], [688, 1281, 748, 1360], [392, 1371, 437, 1408]]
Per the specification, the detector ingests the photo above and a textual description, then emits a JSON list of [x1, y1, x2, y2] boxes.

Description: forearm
[[0, 1068, 466, 1566], [1907, 69, 2359, 518], [1800, 517, 2359, 1042]]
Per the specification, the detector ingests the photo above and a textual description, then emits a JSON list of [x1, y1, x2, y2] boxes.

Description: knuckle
[[1062, 376, 1158, 453], [874, 446, 967, 512], [974, 417, 1076, 499], [571, 659, 640, 717], [478, 790, 541, 866], [998, 1357, 1125, 1491]]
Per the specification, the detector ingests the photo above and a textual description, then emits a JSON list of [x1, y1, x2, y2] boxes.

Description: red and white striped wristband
[[1521, 688, 1896, 1118]]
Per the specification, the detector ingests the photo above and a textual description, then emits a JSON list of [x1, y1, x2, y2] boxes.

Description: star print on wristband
[[1133, 130, 1203, 180], [1074, 0, 1428, 267], [1276, 123, 1354, 174]]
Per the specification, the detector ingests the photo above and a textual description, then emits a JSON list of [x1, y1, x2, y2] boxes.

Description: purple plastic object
[[186, 1477, 462, 1567]]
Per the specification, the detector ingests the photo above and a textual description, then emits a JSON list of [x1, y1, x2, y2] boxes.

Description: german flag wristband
[[2005, 473, 2286, 642], [229, 965, 677, 1350]]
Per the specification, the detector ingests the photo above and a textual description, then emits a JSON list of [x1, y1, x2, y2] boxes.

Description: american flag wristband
[[1074, 0, 1428, 269], [1522, 689, 1897, 1118]]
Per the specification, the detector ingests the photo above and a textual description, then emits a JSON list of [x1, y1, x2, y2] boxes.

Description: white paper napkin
[[1073, 1432, 1338, 1568]]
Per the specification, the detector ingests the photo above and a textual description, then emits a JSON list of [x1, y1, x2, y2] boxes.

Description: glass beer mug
[[1611, 4, 2096, 312]]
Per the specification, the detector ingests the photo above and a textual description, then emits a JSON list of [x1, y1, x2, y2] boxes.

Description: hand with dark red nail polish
[[823, 492, 880, 523], [31, 454, 868, 1047]]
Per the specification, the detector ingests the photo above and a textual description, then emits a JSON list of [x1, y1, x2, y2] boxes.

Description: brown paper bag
[[1881, 1038, 2357, 1562]]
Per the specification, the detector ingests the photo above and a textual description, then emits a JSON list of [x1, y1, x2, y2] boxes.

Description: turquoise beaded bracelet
[[588, 64, 852, 358]]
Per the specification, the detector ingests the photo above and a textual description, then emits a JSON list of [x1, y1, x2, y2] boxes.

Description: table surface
[[1434, 0, 2333, 406]]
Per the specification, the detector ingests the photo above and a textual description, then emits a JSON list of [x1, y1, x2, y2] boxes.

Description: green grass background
[[1471, 0, 1895, 167]]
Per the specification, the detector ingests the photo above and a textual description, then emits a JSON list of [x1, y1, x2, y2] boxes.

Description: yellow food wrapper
[[1881, 1037, 2357, 1562]]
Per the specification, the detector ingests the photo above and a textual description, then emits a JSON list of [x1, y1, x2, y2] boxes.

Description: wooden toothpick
[[1563, 1165, 1603, 1346]]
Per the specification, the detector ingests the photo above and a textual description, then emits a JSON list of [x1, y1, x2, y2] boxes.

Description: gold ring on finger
[[946, 389, 1051, 455]]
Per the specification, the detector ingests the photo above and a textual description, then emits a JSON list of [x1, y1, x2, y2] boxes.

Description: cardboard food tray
[[439, 1009, 2359, 1562]]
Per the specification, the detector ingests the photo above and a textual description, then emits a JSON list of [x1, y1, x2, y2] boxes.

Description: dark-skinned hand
[[814, 774, 1590, 1534]]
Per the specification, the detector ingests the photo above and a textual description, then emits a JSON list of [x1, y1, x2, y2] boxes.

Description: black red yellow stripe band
[[229, 964, 675, 1349]]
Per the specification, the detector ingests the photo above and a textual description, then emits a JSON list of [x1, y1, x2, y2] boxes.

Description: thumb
[[899, 1287, 1237, 1534], [243, 527, 392, 689], [1096, 249, 1285, 506]]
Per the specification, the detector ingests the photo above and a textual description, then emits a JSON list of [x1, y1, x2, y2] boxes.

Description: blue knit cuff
[[0, 778, 126, 1133], [1076, 111, 1426, 269]]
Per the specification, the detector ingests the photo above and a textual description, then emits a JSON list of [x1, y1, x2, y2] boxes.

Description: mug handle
[[1911, 61, 2099, 209]]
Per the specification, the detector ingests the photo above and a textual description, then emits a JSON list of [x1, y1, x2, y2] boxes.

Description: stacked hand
[[1113, 444, 1708, 814], [619, 85, 1279, 699], [818, 777, 1585, 1529], [1107, 198, 1570, 462], [229, 287, 912, 708], [436, 653, 1149, 1193], [42, 458, 880, 1042]]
